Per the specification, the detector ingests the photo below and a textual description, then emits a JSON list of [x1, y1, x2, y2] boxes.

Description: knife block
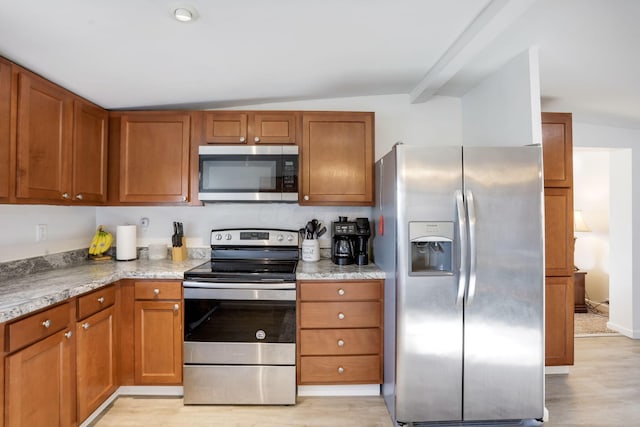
[[172, 238, 188, 262]]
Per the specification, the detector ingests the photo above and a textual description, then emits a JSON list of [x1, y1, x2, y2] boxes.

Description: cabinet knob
[[337, 366, 345, 374], [42, 319, 52, 328], [304, 195, 309, 201], [174, 303, 180, 312], [75, 193, 84, 200], [338, 288, 345, 296], [181, 196, 187, 202], [61, 192, 70, 199], [337, 312, 345, 320], [97, 296, 105, 304], [82, 322, 90, 330], [337, 339, 345, 347], [239, 136, 246, 143], [153, 288, 160, 295], [64, 331, 73, 339], [254, 136, 260, 142]]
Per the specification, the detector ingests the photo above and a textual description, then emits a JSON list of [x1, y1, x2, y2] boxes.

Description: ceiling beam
[[409, 0, 538, 104]]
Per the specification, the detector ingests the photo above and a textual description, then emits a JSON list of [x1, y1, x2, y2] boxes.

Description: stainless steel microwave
[[198, 145, 299, 202]]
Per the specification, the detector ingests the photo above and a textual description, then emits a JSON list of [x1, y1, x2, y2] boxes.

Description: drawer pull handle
[[64, 331, 73, 339], [82, 322, 90, 330], [97, 296, 105, 304], [338, 288, 345, 296], [337, 312, 345, 320], [153, 288, 160, 295], [337, 339, 345, 347], [174, 304, 180, 312], [337, 366, 345, 374], [42, 319, 52, 328]]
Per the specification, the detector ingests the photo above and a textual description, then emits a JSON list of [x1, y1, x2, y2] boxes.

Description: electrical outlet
[[36, 224, 48, 242]]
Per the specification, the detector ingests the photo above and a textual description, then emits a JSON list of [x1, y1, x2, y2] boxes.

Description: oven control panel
[[211, 228, 298, 246]]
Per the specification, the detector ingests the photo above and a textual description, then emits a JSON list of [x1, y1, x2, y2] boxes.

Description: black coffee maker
[[331, 217, 370, 266]]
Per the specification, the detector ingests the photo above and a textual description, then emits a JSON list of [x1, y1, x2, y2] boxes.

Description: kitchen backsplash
[[0, 248, 90, 280]]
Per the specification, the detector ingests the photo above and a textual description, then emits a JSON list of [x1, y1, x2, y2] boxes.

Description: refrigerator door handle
[[465, 189, 478, 305], [455, 190, 467, 306]]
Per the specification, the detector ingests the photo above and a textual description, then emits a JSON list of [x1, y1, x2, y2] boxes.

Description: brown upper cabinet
[[542, 112, 573, 187], [0, 57, 12, 203], [204, 111, 298, 144], [301, 112, 374, 206], [109, 112, 191, 204], [14, 67, 108, 205]]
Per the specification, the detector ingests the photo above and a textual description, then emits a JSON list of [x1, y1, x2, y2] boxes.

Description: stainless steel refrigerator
[[373, 144, 545, 426]]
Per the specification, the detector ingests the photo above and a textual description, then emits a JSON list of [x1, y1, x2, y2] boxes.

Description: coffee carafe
[[331, 216, 356, 265]]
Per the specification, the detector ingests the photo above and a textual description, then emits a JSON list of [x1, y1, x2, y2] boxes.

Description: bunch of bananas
[[89, 225, 113, 257]]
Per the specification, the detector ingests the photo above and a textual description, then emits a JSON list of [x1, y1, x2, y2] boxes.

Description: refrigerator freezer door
[[462, 146, 545, 421], [394, 145, 465, 423]]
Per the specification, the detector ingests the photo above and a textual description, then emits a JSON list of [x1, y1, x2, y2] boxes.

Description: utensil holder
[[302, 239, 320, 262], [172, 238, 187, 262]]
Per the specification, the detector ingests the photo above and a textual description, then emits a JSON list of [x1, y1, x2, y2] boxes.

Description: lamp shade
[[574, 210, 591, 232]]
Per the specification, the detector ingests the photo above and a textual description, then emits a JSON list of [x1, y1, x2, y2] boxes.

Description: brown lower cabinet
[[4, 302, 75, 427], [76, 286, 117, 423], [545, 276, 574, 365], [133, 281, 183, 385], [297, 279, 383, 385]]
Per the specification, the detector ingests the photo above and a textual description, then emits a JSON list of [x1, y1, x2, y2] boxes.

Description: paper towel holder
[[116, 225, 138, 261]]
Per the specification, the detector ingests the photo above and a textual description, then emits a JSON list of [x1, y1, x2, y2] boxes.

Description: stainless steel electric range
[[182, 228, 299, 405]]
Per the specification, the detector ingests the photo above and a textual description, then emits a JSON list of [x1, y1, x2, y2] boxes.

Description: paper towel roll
[[116, 225, 137, 261]]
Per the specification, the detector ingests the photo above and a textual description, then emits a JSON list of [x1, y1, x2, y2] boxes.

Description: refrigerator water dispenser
[[409, 221, 453, 274]]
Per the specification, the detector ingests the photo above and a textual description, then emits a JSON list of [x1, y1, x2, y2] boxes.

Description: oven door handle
[[183, 287, 296, 301], [183, 281, 296, 290]]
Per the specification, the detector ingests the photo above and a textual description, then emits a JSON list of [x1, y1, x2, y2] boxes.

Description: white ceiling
[[1, 0, 639, 128]]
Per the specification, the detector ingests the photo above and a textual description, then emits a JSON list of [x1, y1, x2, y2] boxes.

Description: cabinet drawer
[[77, 285, 115, 319], [300, 328, 380, 356], [299, 355, 381, 384], [7, 302, 70, 352], [134, 281, 182, 300], [299, 280, 382, 301], [300, 302, 381, 328]]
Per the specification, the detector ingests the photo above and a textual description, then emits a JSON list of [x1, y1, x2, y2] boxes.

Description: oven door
[[183, 286, 296, 365], [198, 145, 298, 202]]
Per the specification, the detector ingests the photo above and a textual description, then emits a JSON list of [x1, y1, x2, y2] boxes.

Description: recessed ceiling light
[[172, 6, 198, 23]]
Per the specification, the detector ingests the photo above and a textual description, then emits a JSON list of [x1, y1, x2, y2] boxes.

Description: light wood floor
[[92, 336, 640, 427]]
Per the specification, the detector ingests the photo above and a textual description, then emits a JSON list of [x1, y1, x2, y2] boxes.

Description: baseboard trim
[[545, 365, 570, 375], [297, 384, 381, 396], [606, 321, 640, 338]]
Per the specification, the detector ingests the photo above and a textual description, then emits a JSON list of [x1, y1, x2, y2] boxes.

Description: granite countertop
[[0, 257, 385, 324], [0, 259, 205, 323]]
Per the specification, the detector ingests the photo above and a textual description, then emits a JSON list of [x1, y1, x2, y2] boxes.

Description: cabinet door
[[76, 306, 116, 423], [16, 70, 73, 202], [542, 112, 572, 187], [253, 112, 297, 144], [134, 300, 182, 384], [204, 112, 248, 144], [119, 114, 190, 203], [301, 112, 374, 206], [5, 329, 74, 427], [72, 100, 108, 204], [545, 188, 574, 276], [545, 276, 574, 366], [0, 58, 11, 202]]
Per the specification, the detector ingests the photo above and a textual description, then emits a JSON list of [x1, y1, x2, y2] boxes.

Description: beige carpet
[[574, 309, 618, 336]]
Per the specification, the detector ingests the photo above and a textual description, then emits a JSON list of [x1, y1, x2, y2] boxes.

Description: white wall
[[573, 121, 639, 338], [0, 205, 96, 262], [461, 47, 542, 147], [573, 149, 610, 304], [1, 94, 463, 261]]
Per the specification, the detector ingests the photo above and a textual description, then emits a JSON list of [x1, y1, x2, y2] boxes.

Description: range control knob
[[225, 234, 232, 240], [286, 234, 294, 242], [277, 234, 284, 242], [215, 234, 223, 240]]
